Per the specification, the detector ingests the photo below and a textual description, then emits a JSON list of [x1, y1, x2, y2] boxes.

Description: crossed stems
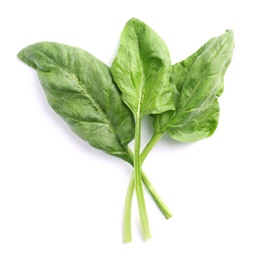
[[123, 131, 172, 242]]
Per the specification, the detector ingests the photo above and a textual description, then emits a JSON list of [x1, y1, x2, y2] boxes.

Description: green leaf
[[111, 18, 175, 239], [18, 42, 135, 162], [111, 18, 175, 118], [154, 30, 234, 142]]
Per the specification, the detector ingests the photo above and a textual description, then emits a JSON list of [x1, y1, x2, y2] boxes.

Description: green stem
[[141, 171, 172, 219], [123, 168, 172, 242], [123, 174, 134, 243], [123, 132, 171, 242], [134, 115, 151, 240], [127, 145, 172, 219], [139, 131, 173, 218], [140, 131, 164, 164]]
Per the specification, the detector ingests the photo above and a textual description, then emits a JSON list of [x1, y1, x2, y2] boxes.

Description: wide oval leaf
[[111, 18, 175, 118], [154, 30, 234, 142], [18, 42, 135, 162]]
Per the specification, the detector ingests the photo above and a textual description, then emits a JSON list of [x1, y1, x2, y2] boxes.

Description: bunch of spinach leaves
[[18, 18, 234, 242]]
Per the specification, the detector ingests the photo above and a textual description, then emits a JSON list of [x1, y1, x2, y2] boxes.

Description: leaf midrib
[[132, 20, 144, 119], [162, 35, 231, 132], [177, 35, 231, 112], [30, 46, 127, 150]]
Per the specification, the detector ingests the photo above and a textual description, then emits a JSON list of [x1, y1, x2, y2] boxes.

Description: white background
[[1, 0, 260, 259]]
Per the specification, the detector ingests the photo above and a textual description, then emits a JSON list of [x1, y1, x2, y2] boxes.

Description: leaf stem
[[123, 168, 172, 242], [123, 174, 134, 243], [139, 131, 173, 217], [134, 115, 151, 240], [141, 171, 172, 219], [123, 131, 171, 242], [127, 146, 172, 219], [140, 131, 164, 164]]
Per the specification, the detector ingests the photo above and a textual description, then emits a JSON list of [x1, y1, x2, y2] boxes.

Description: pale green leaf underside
[[111, 18, 175, 118], [154, 30, 234, 142], [18, 42, 135, 162]]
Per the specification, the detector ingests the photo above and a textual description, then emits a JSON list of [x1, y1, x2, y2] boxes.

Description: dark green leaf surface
[[18, 42, 135, 162], [154, 30, 234, 142], [111, 18, 175, 118]]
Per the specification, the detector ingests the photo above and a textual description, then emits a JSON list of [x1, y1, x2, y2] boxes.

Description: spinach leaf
[[18, 42, 135, 162], [18, 41, 173, 231], [18, 19, 235, 243], [111, 18, 175, 240], [111, 18, 175, 118], [153, 30, 234, 142]]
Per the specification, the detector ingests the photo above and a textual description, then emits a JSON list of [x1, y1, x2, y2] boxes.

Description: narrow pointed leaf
[[111, 18, 175, 118], [154, 30, 234, 142], [18, 42, 135, 162]]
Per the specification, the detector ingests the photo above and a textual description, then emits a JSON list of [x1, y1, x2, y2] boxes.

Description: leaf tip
[[225, 29, 234, 39], [225, 29, 233, 33], [126, 17, 145, 27], [127, 17, 139, 23], [17, 49, 25, 61], [17, 46, 37, 69]]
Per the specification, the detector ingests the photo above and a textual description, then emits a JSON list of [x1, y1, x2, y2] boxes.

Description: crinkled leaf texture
[[18, 42, 135, 162], [154, 30, 234, 142], [111, 18, 175, 118]]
